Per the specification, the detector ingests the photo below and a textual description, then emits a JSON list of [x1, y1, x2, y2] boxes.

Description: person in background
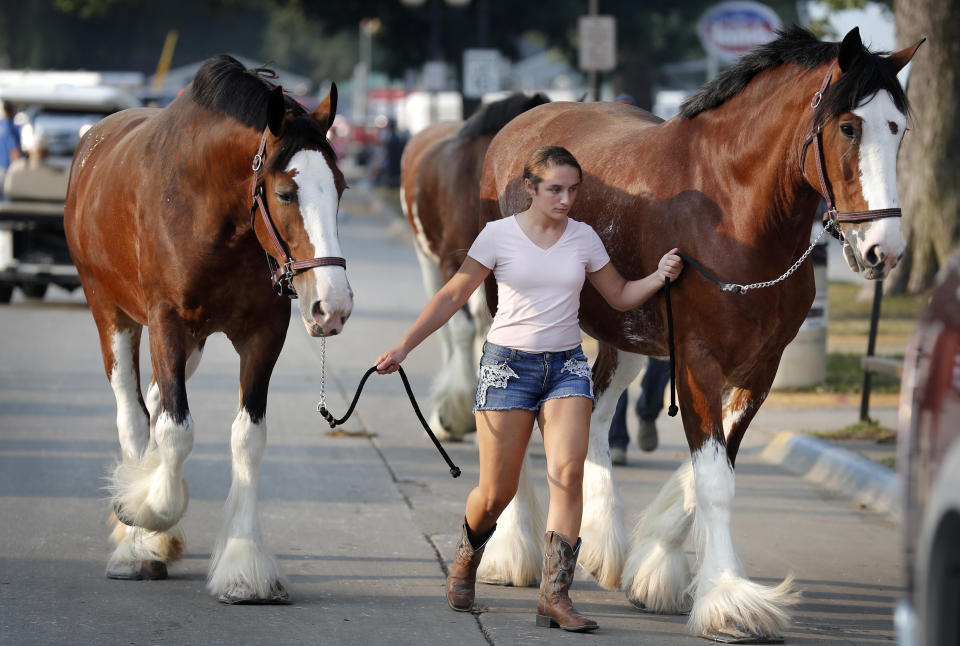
[[2, 128, 69, 200], [376, 145, 683, 632], [606, 92, 672, 466], [0, 101, 23, 193]]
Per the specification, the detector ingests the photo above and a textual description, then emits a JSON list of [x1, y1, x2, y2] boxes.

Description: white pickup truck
[[0, 79, 140, 302]]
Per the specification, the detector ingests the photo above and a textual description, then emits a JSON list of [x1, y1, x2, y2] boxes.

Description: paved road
[[0, 194, 901, 645]]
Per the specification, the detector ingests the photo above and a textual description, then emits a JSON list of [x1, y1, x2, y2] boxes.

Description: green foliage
[[813, 419, 897, 442], [828, 282, 930, 320], [822, 353, 901, 393]]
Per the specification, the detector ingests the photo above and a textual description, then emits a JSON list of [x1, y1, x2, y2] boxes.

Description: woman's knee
[[477, 485, 517, 518], [548, 459, 584, 493]]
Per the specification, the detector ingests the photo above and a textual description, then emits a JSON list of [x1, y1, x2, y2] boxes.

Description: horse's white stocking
[[687, 437, 798, 640], [578, 350, 645, 589], [107, 516, 185, 573], [108, 410, 192, 532], [429, 297, 478, 441], [414, 245, 475, 440], [622, 461, 695, 613], [476, 450, 544, 587], [207, 409, 287, 602], [109, 329, 149, 462]]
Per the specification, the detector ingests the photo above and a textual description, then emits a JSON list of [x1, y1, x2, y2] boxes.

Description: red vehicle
[[896, 249, 960, 646]]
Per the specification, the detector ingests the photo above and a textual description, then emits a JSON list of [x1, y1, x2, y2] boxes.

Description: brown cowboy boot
[[536, 531, 599, 632], [446, 517, 495, 612]]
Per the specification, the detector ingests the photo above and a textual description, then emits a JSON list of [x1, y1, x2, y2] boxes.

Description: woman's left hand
[[657, 248, 684, 282]]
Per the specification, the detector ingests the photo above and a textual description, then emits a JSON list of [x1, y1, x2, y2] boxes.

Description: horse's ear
[[313, 83, 338, 133], [266, 85, 286, 137], [838, 27, 863, 72], [887, 37, 925, 74]]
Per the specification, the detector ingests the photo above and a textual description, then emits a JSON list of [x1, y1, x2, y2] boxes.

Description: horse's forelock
[[190, 54, 306, 131], [813, 53, 910, 131]]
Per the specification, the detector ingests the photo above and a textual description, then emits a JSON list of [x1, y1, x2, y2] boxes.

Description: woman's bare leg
[[538, 396, 592, 539], [464, 408, 536, 535]]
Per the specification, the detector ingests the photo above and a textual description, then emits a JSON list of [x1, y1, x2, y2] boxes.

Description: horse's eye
[[276, 191, 297, 204], [839, 123, 857, 140]]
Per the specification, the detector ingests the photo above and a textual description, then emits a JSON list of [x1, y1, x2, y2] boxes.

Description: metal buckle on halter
[[810, 91, 823, 109], [252, 154, 263, 172], [822, 208, 844, 241]]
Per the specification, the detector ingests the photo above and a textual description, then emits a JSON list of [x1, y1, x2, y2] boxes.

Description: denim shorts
[[474, 341, 595, 413]]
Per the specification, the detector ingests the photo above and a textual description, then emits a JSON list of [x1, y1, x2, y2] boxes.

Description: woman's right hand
[[375, 346, 408, 374]]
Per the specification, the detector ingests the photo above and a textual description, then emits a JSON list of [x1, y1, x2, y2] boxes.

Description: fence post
[[859, 280, 884, 421]]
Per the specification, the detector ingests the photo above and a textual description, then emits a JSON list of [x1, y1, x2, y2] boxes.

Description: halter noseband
[[799, 62, 902, 241], [249, 127, 346, 299]]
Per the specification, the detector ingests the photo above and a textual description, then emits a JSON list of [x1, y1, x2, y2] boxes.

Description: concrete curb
[[761, 431, 900, 518]]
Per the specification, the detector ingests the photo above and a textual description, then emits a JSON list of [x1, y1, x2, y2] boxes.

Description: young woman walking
[[376, 145, 683, 632]]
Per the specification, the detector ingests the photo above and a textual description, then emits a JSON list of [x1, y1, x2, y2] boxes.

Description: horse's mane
[[190, 55, 338, 177], [457, 92, 551, 140], [190, 55, 306, 127], [679, 25, 909, 127]]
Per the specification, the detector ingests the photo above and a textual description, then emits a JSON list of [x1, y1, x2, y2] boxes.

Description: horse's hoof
[[700, 625, 784, 644], [628, 597, 690, 616], [218, 581, 291, 605], [106, 559, 168, 580]]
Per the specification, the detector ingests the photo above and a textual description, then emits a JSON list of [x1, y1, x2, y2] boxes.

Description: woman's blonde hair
[[522, 145, 582, 210]]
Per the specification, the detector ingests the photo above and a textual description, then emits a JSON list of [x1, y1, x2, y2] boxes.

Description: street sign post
[[578, 15, 617, 72], [463, 49, 500, 99]]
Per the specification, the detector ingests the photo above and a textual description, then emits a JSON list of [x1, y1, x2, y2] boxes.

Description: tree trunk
[[889, 0, 960, 293]]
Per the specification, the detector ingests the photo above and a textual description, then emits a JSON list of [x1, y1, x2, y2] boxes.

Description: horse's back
[[65, 106, 162, 320]]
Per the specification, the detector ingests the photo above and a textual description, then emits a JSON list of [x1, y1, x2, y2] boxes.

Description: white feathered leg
[[413, 244, 476, 441], [578, 350, 646, 589], [476, 450, 544, 587], [208, 409, 288, 603], [622, 461, 695, 613], [687, 437, 798, 641]]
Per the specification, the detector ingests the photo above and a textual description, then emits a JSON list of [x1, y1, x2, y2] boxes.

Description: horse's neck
[[663, 67, 824, 248]]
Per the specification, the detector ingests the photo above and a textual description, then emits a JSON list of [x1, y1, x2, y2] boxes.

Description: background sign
[[422, 61, 446, 92], [578, 15, 617, 72], [697, 1, 783, 63], [463, 49, 501, 98]]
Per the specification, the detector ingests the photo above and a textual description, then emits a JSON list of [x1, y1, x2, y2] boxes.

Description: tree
[[889, 0, 960, 293]]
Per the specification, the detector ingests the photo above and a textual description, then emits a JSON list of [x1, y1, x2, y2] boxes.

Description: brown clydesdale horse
[[400, 92, 549, 440], [64, 56, 351, 603], [477, 28, 922, 642]]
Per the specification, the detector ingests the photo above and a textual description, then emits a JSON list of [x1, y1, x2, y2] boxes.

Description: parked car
[[895, 248, 960, 646], [0, 82, 139, 302]]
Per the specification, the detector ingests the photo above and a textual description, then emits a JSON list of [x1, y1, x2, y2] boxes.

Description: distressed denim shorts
[[474, 341, 594, 413]]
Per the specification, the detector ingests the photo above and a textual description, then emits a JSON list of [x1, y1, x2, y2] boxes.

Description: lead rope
[[662, 223, 832, 417], [314, 344, 461, 478]]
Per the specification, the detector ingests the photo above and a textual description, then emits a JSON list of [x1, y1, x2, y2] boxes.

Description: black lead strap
[[318, 366, 462, 478], [664, 277, 679, 418]]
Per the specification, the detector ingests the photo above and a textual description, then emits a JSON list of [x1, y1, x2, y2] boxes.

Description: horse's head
[[256, 85, 353, 337], [806, 28, 923, 280]]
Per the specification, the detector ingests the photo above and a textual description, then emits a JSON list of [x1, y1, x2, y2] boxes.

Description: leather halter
[[249, 127, 346, 299], [799, 62, 902, 241]]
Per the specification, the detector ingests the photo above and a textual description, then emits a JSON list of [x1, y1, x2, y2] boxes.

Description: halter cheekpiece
[[249, 127, 346, 298], [800, 62, 903, 241]]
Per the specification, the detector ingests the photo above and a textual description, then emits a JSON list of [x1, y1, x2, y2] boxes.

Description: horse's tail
[[457, 92, 551, 141]]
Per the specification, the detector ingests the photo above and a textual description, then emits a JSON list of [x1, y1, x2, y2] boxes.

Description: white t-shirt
[[467, 215, 610, 352]]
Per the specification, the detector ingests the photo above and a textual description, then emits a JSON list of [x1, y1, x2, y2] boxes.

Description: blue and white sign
[[698, 1, 783, 63]]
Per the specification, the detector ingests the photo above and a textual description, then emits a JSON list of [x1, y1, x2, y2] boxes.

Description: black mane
[[679, 26, 908, 128], [190, 55, 306, 128], [190, 55, 338, 176], [458, 92, 551, 140]]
